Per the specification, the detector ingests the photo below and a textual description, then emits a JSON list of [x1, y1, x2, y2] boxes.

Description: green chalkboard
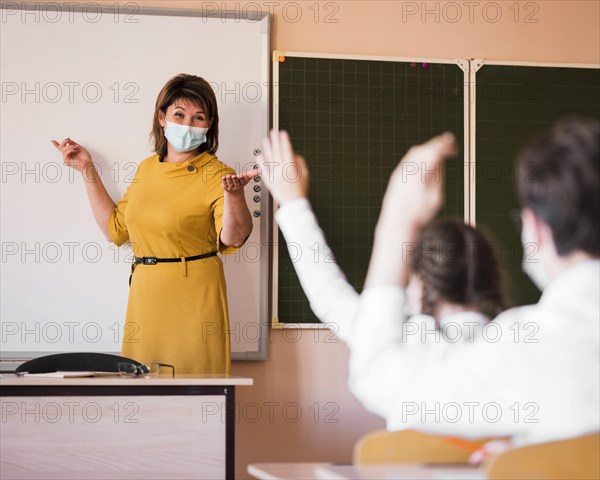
[[475, 65, 600, 307], [277, 57, 465, 324]]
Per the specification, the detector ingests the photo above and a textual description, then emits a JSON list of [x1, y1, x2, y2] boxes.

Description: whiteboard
[[0, 4, 270, 363]]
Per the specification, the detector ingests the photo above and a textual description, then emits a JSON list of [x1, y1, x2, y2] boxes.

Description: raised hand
[[383, 132, 458, 228], [50, 137, 116, 240], [365, 132, 458, 288], [255, 130, 309, 205], [51, 138, 93, 173]]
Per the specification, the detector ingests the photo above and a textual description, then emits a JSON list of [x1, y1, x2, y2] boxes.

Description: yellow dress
[[108, 151, 239, 374]]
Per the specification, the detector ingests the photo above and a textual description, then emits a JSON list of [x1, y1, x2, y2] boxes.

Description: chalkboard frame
[[469, 59, 599, 308], [271, 54, 599, 327], [271, 51, 470, 328], [468, 59, 599, 225]]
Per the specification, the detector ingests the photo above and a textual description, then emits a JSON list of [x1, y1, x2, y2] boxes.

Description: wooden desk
[[1, 374, 252, 480], [248, 463, 485, 480]]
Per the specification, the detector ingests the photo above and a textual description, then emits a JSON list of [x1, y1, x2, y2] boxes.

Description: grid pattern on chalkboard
[[277, 57, 465, 324], [476, 65, 600, 308]]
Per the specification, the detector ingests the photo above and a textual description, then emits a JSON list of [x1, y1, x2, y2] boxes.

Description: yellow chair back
[[486, 432, 600, 480], [353, 429, 501, 464]]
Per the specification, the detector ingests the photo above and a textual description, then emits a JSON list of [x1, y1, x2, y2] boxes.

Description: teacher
[[52, 74, 255, 374]]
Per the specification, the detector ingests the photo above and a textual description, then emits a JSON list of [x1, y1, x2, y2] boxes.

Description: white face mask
[[164, 121, 208, 153], [521, 231, 551, 291]]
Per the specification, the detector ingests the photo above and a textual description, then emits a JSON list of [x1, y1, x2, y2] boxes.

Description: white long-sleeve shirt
[[275, 198, 487, 345], [275, 198, 600, 446]]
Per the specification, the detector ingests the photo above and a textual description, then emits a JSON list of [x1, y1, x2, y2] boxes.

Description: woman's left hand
[[222, 169, 260, 194]]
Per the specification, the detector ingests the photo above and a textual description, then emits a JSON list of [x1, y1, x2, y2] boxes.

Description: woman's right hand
[[51, 138, 93, 173]]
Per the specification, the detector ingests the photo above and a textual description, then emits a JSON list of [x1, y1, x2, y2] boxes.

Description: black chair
[[15, 352, 144, 374]]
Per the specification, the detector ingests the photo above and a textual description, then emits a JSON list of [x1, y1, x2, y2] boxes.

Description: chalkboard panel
[[277, 56, 465, 324], [475, 65, 600, 307]]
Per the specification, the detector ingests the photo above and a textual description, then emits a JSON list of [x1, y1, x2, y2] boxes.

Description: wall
[[22, 1, 600, 478], [233, 330, 382, 472], [275, 0, 599, 63], [127, 0, 598, 64], [236, 1, 598, 476]]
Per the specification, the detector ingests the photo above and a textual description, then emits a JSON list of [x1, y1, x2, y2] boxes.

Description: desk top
[[248, 463, 485, 480], [248, 463, 329, 480], [0, 374, 253, 386]]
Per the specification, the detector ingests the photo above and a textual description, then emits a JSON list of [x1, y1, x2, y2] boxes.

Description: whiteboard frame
[[0, 3, 271, 368], [271, 51, 470, 329]]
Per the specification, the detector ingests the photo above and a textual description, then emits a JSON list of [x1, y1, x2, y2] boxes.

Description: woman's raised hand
[[255, 130, 309, 205], [51, 138, 93, 173]]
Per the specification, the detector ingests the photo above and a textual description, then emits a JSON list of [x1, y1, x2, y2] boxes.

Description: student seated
[[256, 118, 599, 446], [406, 219, 506, 342]]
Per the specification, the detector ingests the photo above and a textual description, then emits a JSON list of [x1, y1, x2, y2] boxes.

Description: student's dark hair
[[517, 117, 599, 256], [151, 74, 219, 159], [412, 220, 506, 319]]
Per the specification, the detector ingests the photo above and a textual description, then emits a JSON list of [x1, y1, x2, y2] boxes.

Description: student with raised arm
[[258, 131, 505, 345], [258, 119, 599, 446], [349, 118, 599, 445]]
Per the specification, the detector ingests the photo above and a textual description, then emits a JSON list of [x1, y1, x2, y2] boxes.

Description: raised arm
[[344, 134, 524, 436], [364, 133, 457, 288], [256, 130, 360, 342], [51, 138, 116, 241]]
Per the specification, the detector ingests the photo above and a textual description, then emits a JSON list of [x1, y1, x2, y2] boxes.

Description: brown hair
[[150, 74, 219, 159], [412, 220, 506, 319], [517, 117, 599, 257]]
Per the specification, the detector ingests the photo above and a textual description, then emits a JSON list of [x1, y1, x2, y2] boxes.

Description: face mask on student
[[521, 230, 551, 291], [164, 121, 208, 153]]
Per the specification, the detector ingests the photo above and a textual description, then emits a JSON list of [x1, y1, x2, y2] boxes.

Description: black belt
[[129, 252, 218, 286]]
